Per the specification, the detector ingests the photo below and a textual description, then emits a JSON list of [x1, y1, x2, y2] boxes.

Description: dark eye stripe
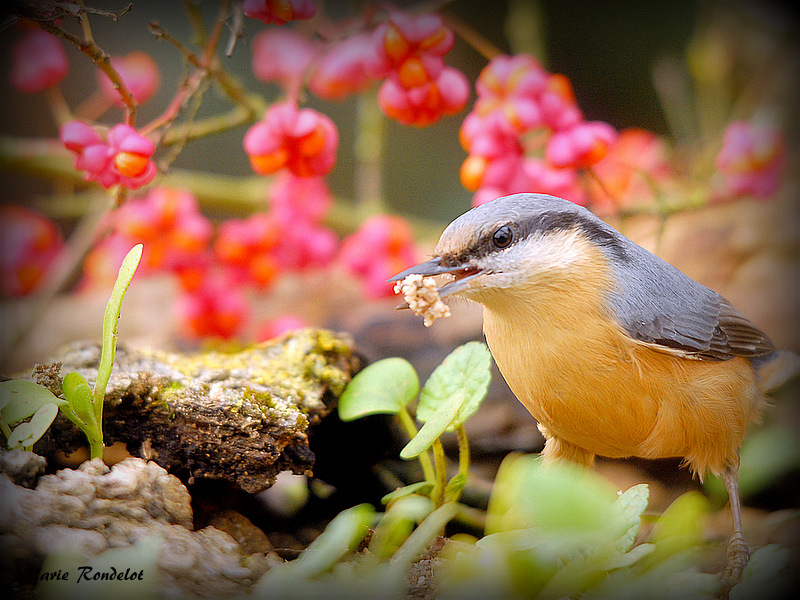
[[441, 209, 628, 267]]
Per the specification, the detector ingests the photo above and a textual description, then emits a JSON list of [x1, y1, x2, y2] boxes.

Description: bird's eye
[[492, 225, 514, 249]]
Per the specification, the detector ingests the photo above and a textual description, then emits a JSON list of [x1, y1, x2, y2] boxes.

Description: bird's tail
[[752, 350, 800, 393]]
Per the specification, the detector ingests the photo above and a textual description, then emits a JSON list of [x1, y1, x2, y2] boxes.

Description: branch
[[36, 18, 138, 125]]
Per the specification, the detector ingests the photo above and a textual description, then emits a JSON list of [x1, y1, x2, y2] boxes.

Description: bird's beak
[[388, 257, 483, 298]]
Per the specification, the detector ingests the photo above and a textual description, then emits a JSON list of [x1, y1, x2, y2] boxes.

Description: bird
[[389, 192, 780, 588]]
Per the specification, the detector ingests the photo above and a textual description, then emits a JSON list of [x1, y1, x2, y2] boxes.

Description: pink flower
[[97, 52, 160, 107], [309, 33, 374, 100], [244, 102, 338, 177], [269, 173, 332, 224], [243, 0, 315, 25], [476, 54, 548, 99], [545, 121, 618, 169], [215, 213, 281, 289], [589, 128, 672, 212], [524, 159, 587, 206], [271, 220, 338, 271], [474, 54, 548, 133], [114, 188, 212, 272], [339, 215, 419, 298], [378, 66, 469, 127], [0, 204, 64, 296], [60, 121, 157, 190], [10, 29, 68, 94], [370, 11, 454, 85], [252, 29, 318, 86], [716, 121, 787, 200], [538, 73, 582, 131], [178, 275, 248, 340]]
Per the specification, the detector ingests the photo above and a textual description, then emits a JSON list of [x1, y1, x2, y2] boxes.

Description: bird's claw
[[719, 532, 749, 597]]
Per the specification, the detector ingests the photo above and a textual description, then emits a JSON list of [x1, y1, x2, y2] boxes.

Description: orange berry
[[270, 0, 295, 22], [398, 57, 429, 89], [296, 126, 327, 157], [384, 25, 410, 62], [419, 27, 448, 51], [584, 140, 611, 165], [547, 73, 575, 103], [250, 148, 288, 174], [460, 155, 487, 192], [250, 254, 279, 288], [15, 265, 42, 295], [114, 152, 149, 177]]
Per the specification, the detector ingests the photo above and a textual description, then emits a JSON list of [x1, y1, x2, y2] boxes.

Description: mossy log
[[31, 329, 364, 493]]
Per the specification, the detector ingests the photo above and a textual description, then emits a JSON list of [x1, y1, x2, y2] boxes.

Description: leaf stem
[[398, 407, 436, 486], [455, 424, 470, 484], [431, 438, 448, 507], [0, 416, 13, 440]]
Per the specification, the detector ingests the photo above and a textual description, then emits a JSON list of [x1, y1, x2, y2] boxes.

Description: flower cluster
[[0, 205, 64, 297], [244, 102, 338, 178], [248, 9, 468, 128], [60, 121, 157, 190], [339, 215, 419, 298], [308, 33, 374, 100], [715, 120, 787, 201], [243, 0, 316, 25], [370, 11, 469, 126], [81, 187, 248, 340], [83, 188, 212, 288], [10, 28, 68, 94], [459, 54, 618, 207], [587, 128, 673, 214], [215, 174, 338, 289], [97, 51, 160, 107], [178, 272, 249, 340], [251, 29, 318, 88]]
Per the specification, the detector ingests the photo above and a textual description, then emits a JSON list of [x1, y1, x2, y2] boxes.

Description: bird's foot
[[719, 532, 749, 597]]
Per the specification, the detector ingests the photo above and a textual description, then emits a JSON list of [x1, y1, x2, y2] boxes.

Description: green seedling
[[0, 244, 142, 459], [338, 341, 492, 507]]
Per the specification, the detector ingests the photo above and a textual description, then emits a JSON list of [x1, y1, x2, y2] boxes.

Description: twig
[[159, 105, 256, 146], [36, 18, 138, 125], [442, 12, 503, 61], [149, 21, 203, 68], [224, 0, 245, 57], [183, 0, 208, 46], [157, 78, 210, 171], [140, 65, 208, 139]]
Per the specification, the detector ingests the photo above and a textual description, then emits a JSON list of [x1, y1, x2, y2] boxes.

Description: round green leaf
[[417, 342, 491, 427], [7, 402, 59, 449], [0, 380, 66, 425], [400, 390, 464, 459], [338, 358, 419, 421]]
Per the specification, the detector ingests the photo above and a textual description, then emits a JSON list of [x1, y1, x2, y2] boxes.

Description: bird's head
[[389, 193, 629, 308]]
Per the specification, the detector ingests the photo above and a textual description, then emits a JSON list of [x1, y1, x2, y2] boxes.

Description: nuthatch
[[390, 192, 779, 585]]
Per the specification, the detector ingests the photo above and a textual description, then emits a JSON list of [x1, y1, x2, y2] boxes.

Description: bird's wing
[[608, 248, 774, 361]]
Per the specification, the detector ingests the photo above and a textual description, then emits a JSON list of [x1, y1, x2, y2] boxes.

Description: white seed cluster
[[394, 273, 452, 327]]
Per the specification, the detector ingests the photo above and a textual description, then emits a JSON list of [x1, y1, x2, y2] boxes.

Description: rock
[[33, 328, 363, 493], [0, 456, 270, 598], [0, 448, 46, 488]]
